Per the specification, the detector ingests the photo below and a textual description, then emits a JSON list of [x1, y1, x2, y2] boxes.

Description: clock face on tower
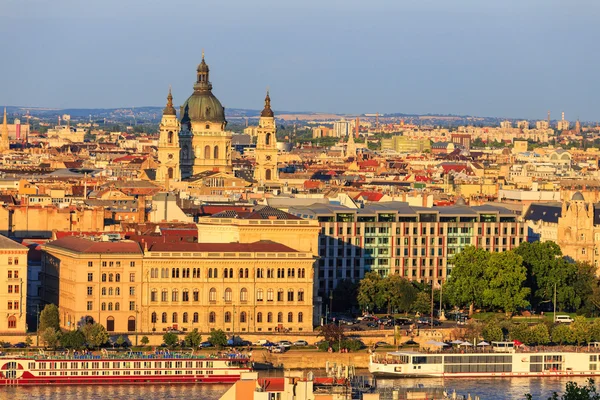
[[266, 155, 272, 161], [168, 154, 174, 159]]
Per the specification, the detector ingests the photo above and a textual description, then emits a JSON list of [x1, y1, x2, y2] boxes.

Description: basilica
[[156, 55, 278, 189]]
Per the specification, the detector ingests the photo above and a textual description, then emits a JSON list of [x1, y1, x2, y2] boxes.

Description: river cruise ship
[[0, 350, 251, 386], [369, 342, 600, 378]]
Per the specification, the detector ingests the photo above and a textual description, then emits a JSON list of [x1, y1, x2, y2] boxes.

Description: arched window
[[257, 288, 264, 302], [204, 145, 211, 159], [225, 288, 232, 302], [298, 312, 303, 323], [209, 288, 217, 302], [288, 312, 293, 323], [183, 312, 188, 323], [213, 146, 219, 159], [193, 289, 199, 302], [102, 287, 107, 296], [257, 312, 263, 323], [257, 268, 263, 278], [101, 302, 106, 311], [172, 289, 179, 302], [107, 316, 115, 332], [298, 289, 305, 302], [224, 312, 231, 323], [224, 268, 229, 278], [287, 289, 294, 302], [265, 169, 272, 181], [267, 289, 274, 301], [108, 302, 113, 311], [182, 289, 189, 302], [151, 312, 157, 323], [102, 273, 107, 282], [245, 268, 249, 278], [115, 302, 120, 311], [266, 133, 271, 146], [172, 312, 178, 323], [240, 312, 247, 323], [208, 268, 213, 278], [267, 269, 272, 279], [7, 316, 16, 329], [115, 273, 120, 282], [168, 168, 174, 179], [239, 268, 244, 278], [209, 312, 216, 323], [277, 289, 284, 302], [162, 312, 167, 323], [193, 312, 199, 323], [240, 288, 248, 302], [277, 312, 283, 323], [290, 268, 295, 278], [229, 268, 233, 278], [108, 273, 113, 282], [213, 269, 218, 278], [161, 289, 168, 302], [267, 312, 273, 323], [115, 287, 120, 296], [108, 287, 113, 296]]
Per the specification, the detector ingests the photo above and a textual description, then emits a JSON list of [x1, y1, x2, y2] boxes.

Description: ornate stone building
[[156, 88, 181, 188], [0, 108, 9, 152], [179, 55, 232, 178], [557, 191, 598, 266], [253, 92, 278, 183], [0, 235, 29, 333]]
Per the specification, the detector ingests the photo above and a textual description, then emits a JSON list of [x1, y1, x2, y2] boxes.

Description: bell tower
[[254, 91, 278, 183], [156, 88, 181, 189]]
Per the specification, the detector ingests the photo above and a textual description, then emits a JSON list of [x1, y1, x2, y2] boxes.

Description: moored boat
[[0, 349, 251, 386], [369, 341, 600, 378]]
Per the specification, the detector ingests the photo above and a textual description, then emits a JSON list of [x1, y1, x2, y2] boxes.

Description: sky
[[1, 0, 600, 120]]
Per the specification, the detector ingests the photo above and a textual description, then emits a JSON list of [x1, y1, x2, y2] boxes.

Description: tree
[[357, 272, 382, 312], [25, 335, 33, 348], [184, 329, 202, 348], [529, 324, 550, 345], [41, 327, 60, 349], [482, 323, 503, 342], [60, 330, 86, 349], [116, 335, 126, 347], [162, 332, 178, 347], [39, 304, 60, 332], [444, 246, 490, 315], [510, 322, 532, 344], [318, 323, 346, 343], [81, 323, 109, 349], [552, 324, 574, 345], [527, 379, 600, 400], [571, 316, 591, 345], [377, 275, 417, 314], [412, 292, 431, 315], [590, 319, 600, 342], [140, 336, 149, 346], [208, 329, 227, 348], [483, 251, 530, 315]]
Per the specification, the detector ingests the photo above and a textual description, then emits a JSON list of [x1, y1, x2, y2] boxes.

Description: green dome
[[180, 55, 226, 125]]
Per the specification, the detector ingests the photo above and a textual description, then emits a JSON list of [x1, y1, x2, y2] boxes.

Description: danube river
[[3, 376, 595, 400]]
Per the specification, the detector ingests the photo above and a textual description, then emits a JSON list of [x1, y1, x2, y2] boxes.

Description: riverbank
[[258, 348, 372, 369]]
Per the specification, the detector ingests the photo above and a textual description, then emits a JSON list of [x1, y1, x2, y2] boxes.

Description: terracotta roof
[[46, 236, 142, 254], [355, 191, 384, 202], [147, 240, 299, 253]]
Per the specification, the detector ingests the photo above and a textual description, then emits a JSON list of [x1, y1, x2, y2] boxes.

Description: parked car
[[374, 341, 391, 348], [394, 318, 412, 326], [293, 340, 308, 347], [555, 315, 574, 324], [253, 339, 270, 346], [278, 340, 293, 348], [199, 341, 213, 348], [314, 340, 327, 347], [417, 317, 442, 326], [13, 342, 26, 348], [269, 345, 287, 353]]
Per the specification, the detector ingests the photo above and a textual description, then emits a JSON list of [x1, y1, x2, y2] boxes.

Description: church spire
[[260, 90, 274, 118], [194, 51, 212, 92], [1, 108, 9, 151], [163, 86, 176, 116]]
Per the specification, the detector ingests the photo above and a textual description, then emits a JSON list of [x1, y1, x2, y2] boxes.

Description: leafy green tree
[[39, 304, 60, 332], [483, 251, 530, 315], [81, 323, 109, 349], [25, 335, 33, 348], [116, 335, 125, 347], [552, 324, 574, 345], [526, 378, 600, 400], [571, 316, 591, 345], [59, 330, 86, 349], [162, 332, 179, 347], [573, 262, 598, 314], [140, 336, 149, 346], [357, 272, 382, 312], [208, 329, 228, 348], [529, 324, 550, 345], [184, 329, 202, 348], [41, 327, 60, 349], [412, 292, 431, 314], [444, 246, 490, 315], [510, 322, 532, 344], [377, 275, 416, 314], [590, 319, 600, 342], [482, 323, 503, 342]]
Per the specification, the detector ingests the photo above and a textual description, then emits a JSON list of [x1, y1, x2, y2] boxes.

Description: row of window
[[149, 267, 308, 280], [7, 301, 20, 310], [322, 225, 522, 236], [7, 270, 19, 279], [149, 288, 305, 303], [88, 261, 136, 268], [85, 273, 136, 282], [150, 311, 304, 325], [86, 286, 136, 296], [7, 257, 20, 265], [29, 360, 216, 369], [7, 284, 20, 294], [87, 301, 136, 311]]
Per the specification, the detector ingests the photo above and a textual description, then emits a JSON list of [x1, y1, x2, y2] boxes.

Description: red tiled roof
[[147, 240, 299, 253], [257, 378, 285, 392], [46, 236, 142, 254], [355, 191, 384, 202]]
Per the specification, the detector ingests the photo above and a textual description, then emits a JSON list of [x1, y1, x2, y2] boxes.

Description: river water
[[3, 376, 594, 399]]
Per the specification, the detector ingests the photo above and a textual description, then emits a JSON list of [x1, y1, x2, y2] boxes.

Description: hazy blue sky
[[1, 0, 599, 120]]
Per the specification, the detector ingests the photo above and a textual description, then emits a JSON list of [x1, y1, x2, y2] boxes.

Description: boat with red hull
[[0, 350, 251, 386]]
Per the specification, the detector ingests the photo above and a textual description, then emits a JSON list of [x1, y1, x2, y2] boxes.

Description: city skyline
[[2, 0, 600, 120]]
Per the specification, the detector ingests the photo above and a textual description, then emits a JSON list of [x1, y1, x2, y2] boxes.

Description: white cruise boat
[[369, 342, 600, 378]]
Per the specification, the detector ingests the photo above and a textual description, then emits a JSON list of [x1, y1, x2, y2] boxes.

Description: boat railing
[[0, 350, 250, 361], [378, 344, 600, 358]]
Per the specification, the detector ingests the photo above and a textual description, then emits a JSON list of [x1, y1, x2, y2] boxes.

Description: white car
[[555, 315, 574, 324], [278, 340, 293, 348], [293, 340, 308, 347]]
